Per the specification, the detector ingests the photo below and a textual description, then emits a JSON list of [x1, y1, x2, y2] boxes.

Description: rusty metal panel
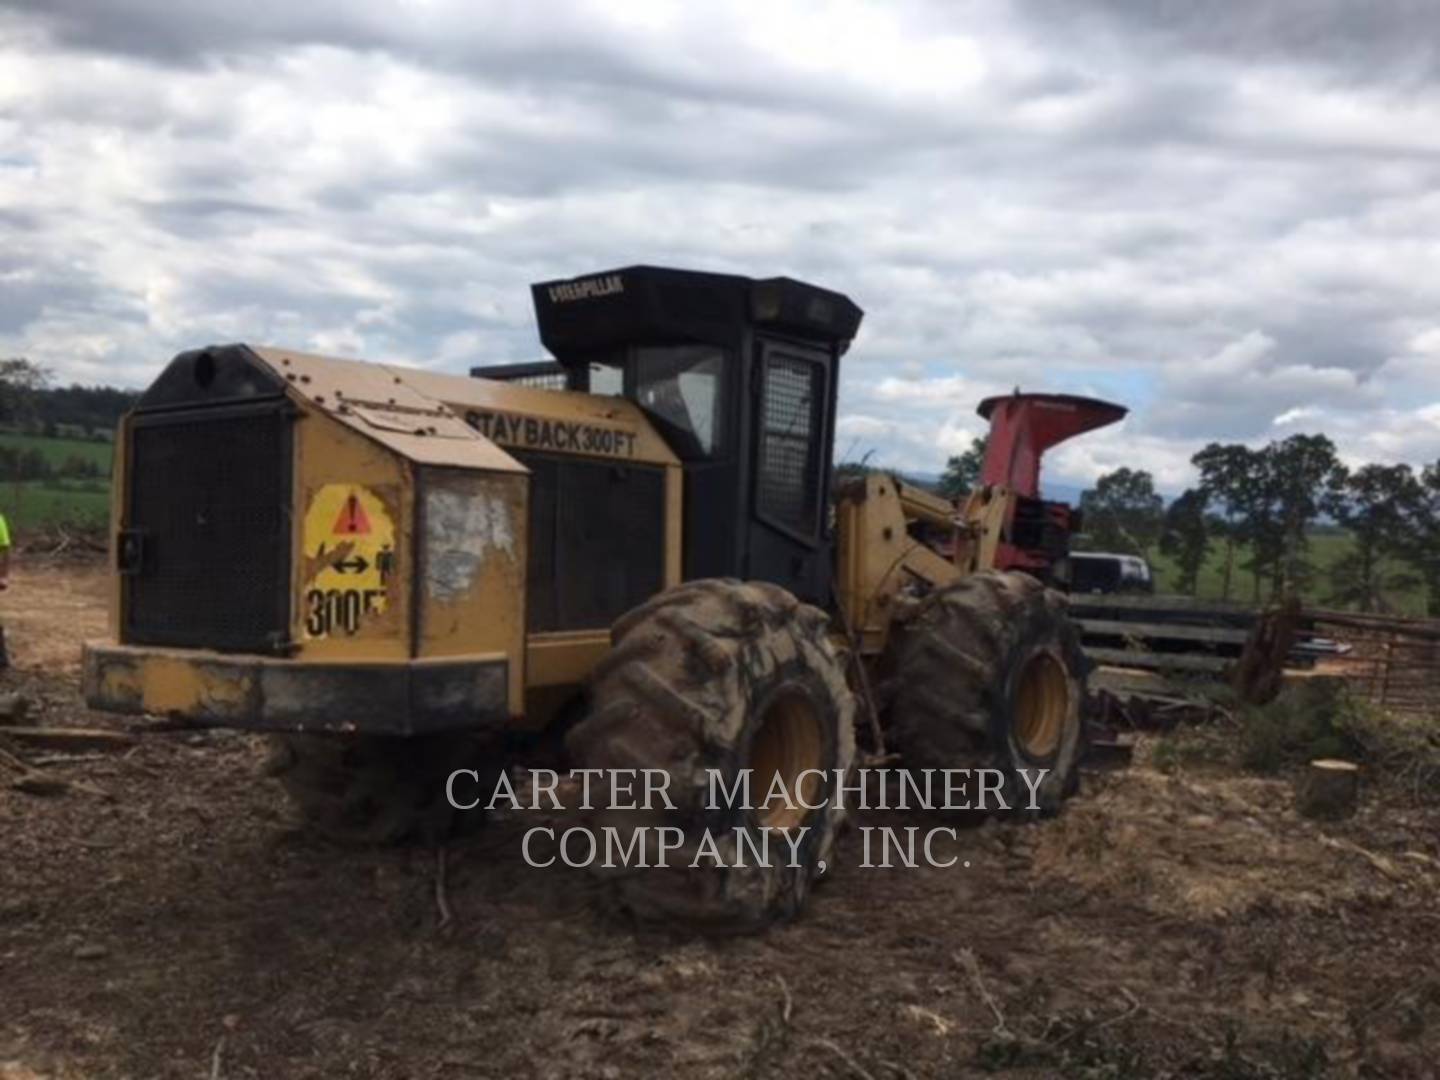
[[417, 468, 527, 718], [1310, 611, 1440, 716]]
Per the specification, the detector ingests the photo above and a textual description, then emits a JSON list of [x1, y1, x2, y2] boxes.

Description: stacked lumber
[[1073, 594, 1320, 705]]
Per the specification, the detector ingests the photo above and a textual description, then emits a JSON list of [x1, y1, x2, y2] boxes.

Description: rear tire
[[266, 733, 498, 845], [567, 579, 856, 933], [887, 571, 1087, 816]]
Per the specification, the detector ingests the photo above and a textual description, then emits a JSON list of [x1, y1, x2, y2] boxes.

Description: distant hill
[[32, 385, 138, 440], [4, 383, 138, 441], [896, 470, 942, 492], [1042, 480, 1085, 505]]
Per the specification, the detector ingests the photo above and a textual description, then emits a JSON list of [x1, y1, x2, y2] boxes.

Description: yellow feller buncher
[[84, 266, 1103, 931]]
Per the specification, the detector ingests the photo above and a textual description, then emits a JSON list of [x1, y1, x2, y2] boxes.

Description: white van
[[1068, 551, 1154, 594]]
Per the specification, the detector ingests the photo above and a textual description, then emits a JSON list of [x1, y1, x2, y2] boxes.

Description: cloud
[[1, 0, 1439, 491], [1273, 406, 1321, 427], [1019, 0, 1440, 84]]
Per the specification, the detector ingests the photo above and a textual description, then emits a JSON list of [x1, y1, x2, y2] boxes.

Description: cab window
[[757, 350, 825, 539], [632, 345, 725, 458]]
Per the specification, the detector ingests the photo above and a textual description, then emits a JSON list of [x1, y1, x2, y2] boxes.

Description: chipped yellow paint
[[417, 468, 528, 717], [300, 483, 398, 640], [120, 654, 253, 716], [95, 653, 140, 704]]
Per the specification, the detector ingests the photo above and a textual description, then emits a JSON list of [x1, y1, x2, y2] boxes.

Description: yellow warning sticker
[[301, 484, 397, 639]]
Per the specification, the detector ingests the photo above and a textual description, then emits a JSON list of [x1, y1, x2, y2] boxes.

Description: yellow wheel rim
[[1013, 651, 1069, 760], [749, 689, 824, 830]]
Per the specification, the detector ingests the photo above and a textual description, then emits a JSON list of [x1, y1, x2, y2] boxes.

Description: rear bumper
[[81, 642, 509, 736]]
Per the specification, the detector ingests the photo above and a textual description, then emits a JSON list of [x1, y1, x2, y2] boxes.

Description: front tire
[[567, 579, 856, 933], [887, 571, 1087, 816]]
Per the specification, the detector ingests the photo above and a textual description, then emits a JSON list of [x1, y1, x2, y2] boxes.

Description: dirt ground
[[2, 560, 1438, 1079]]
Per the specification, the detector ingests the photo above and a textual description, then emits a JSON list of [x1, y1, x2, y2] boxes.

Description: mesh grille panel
[[757, 355, 822, 536], [518, 452, 665, 632], [125, 406, 291, 651]]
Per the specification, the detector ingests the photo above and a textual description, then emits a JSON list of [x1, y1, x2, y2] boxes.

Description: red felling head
[[976, 393, 1127, 497]]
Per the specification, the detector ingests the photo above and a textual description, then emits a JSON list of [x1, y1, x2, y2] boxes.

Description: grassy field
[[0, 431, 113, 470], [1145, 528, 1428, 616], [0, 479, 110, 530], [0, 433, 113, 531]]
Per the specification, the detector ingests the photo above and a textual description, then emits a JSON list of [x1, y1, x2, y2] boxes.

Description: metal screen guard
[[123, 402, 293, 652]]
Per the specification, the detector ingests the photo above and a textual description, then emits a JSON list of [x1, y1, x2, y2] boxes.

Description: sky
[[2, 0, 1438, 491]]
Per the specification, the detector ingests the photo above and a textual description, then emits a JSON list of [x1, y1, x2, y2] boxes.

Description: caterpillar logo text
[[546, 273, 624, 303]]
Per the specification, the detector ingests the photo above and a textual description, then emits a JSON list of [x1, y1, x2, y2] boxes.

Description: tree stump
[[1296, 759, 1360, 821]]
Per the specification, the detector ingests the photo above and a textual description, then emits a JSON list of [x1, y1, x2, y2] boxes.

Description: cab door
[[746, 336, 835, 604]]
